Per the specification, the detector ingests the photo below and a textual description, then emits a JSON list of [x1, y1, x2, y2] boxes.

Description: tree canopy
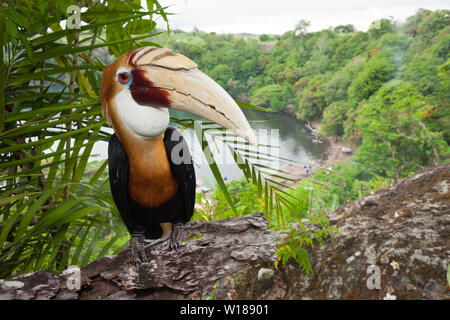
[[158, 9, 449, 179]]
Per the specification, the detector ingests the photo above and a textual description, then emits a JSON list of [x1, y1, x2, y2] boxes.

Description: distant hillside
[[156, 8, 449, 180]]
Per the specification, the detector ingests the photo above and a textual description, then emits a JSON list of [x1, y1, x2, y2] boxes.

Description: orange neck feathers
[[109, 104, 177, 208], [124, 135, 178, 208]]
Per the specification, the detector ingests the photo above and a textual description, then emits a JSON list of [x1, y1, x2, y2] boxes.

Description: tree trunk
[[0, 212, 278, 300]]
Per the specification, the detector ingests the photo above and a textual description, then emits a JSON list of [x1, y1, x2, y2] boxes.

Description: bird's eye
[[118, 72, 130, 84]]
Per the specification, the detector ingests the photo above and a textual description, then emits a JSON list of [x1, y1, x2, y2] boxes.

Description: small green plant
[[206, 281, 219, 300], [274, 210, 338, 275]]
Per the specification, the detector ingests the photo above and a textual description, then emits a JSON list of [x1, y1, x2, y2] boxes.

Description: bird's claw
[[168, 223, 184, 251], [130, 232, 148, 270]]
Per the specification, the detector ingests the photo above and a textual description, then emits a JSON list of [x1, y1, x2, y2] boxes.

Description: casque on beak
[[127, 47, 257, 145]]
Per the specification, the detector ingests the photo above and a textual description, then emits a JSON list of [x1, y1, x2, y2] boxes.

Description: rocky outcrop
[[215, 164, 449, 300]]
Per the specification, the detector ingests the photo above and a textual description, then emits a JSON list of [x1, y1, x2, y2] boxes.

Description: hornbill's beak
[[127, 47, 257, 145]]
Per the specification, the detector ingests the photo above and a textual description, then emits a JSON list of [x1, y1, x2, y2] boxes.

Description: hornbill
[[100, 47, 256, 266]]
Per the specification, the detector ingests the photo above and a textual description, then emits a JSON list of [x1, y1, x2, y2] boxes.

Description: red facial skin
[[130, 68, 172, 108]]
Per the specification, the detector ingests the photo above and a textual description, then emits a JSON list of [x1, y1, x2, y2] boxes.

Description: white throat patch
[[114, 88, 169, 139]]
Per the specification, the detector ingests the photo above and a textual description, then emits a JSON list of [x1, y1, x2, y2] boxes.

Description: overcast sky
[[154, 0, 449, 34]]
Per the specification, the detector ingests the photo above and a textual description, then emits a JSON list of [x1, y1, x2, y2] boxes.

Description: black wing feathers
[[163, 127, 196, 223], [108, 134, 136, 233]]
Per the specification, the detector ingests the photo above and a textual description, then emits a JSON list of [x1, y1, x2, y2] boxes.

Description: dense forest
[[159, 9, 449, 185]]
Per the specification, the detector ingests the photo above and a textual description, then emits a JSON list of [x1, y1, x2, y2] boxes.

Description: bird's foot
[[168, 223, 184, 251], [130, 232, 148, 270]]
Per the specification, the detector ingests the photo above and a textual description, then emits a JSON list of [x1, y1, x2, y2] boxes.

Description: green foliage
[[402, 54, 443, 96], [203, 173, 304, 224], [211, 178, 261, 219], [259, 34, 270, 42], [368, 19, 394, 39], [275, 211, 338, 274], [157, 9, 448, 125], [404, 9, 450, 40], [435, 58, 450, 109], [191, 192, 214, 222], [334, 24, 355, 34], [324, 58, 365, 106], [347, 50, 396, 103], [355, 81, 448, 177], [249, 84, 285, 111], [334, 32, 368, 61], [320, 100, 348, 136], [208, 64, 234, 88]]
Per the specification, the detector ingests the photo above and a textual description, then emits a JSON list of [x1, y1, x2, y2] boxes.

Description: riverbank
[[276, 121, 354, 187]]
